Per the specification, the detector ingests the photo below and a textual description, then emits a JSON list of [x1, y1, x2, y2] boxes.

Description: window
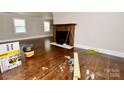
[[14, 18, 26, 33], [44, 21, 50, 32]]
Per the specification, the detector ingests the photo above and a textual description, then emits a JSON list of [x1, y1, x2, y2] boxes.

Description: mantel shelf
[[53, 23, 77, 26]]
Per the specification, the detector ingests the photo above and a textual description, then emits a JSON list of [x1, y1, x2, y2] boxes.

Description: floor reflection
[[44, 39, 51, 52]]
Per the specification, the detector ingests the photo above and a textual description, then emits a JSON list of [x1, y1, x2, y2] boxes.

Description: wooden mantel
[[53, 23, 76, 26], [53, 23, 77, 46]]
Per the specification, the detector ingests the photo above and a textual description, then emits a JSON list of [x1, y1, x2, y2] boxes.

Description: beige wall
[[53, 12, 124, 53], [0, 12, 53, 42]]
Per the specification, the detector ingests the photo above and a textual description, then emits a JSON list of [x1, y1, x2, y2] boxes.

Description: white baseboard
[[74, 44, 124, 58], [0, 34, 53, 43]]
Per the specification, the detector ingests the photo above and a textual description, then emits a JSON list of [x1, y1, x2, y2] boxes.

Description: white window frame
[[13, 18, 26, 34], [44, 21, 50, 32]]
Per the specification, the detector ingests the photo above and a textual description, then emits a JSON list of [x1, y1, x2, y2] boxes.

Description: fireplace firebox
[[56, 31, 70, 45]]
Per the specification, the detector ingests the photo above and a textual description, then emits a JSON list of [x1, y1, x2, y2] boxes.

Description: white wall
[[53, 12, 124, 54], [0, 12, 53, 42]]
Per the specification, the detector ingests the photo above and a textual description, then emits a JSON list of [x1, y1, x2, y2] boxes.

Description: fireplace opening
[[56, 31, 70, 45]]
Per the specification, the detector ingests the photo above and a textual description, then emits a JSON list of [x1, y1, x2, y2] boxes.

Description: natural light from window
[[44, 21, 50, 32], [14, 18, 26, 33]]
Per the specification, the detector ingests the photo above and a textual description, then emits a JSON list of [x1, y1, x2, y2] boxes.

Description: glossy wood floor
[[0, 36, 124, 80]]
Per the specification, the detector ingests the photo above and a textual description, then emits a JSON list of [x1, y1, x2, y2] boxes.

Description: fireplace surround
[[53, 23, 76, 46]]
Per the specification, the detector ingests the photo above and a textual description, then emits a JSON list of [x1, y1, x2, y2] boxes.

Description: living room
[[0, 12, 124, 80], [1, 0, 124, 93]]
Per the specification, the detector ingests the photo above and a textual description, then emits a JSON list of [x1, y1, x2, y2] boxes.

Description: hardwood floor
[[75, 48, 124, 80], [0, 36, 124, 80]]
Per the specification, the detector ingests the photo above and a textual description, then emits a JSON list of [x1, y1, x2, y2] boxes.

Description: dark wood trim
[[53, 23, 77, 26]]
